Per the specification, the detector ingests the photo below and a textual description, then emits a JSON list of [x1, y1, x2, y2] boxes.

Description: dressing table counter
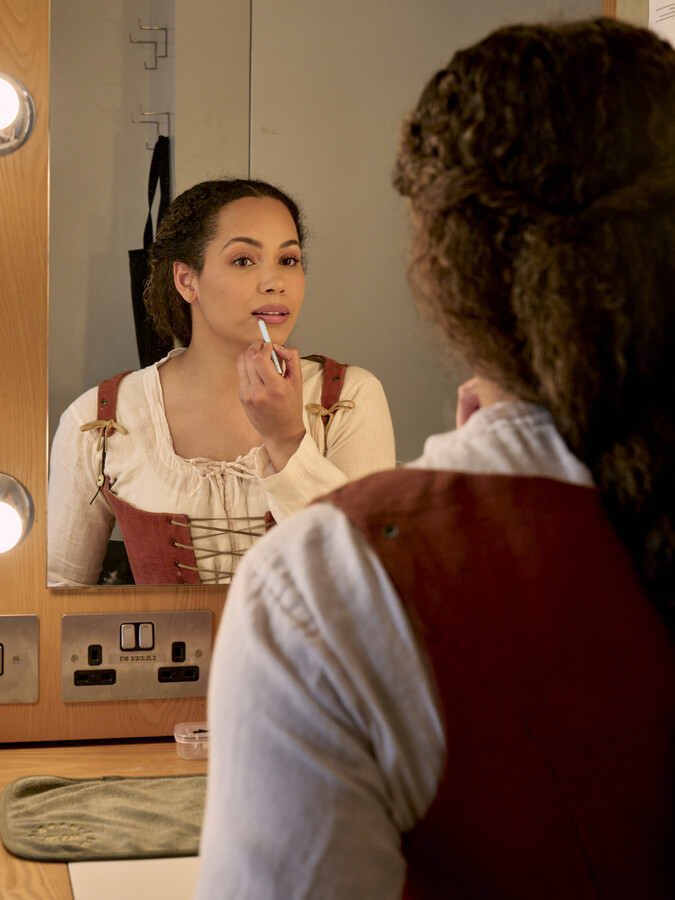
[[0, 739, 207, 900]]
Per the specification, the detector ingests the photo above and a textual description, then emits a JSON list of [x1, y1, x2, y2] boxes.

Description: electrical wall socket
[[0, 615, 39, 704], [61, 610, 212, 702]]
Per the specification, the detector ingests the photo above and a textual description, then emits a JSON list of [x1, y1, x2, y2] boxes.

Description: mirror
[[48, 0, 602, 587]]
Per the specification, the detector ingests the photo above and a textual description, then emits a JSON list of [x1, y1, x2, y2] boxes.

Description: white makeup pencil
[[258, 319, 283, 374]]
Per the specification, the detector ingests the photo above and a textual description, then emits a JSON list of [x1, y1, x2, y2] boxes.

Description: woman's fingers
[[234, 342, 305, 471], [240, 341, 269, 385], [271, 344, 300, 381], [240, 340, 299, 383], [456, 376, 481, 428], [237, 347, 265, 402], [237, 343, 304, 433]]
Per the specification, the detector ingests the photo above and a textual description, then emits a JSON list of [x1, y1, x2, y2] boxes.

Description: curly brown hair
[[394, 18, 675, 623], [144, 178, 306, 347]]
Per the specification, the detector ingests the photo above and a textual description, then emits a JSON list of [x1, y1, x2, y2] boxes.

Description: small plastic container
[[174, 722, 209, 760]]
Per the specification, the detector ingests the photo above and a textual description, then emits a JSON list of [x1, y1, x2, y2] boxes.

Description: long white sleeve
[[47, 387, 116, 587], [257, 363, 396, 521], [195, 503, 443, 899]]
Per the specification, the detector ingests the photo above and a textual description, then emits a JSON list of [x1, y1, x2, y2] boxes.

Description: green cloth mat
[[0, 774, 206, 862]]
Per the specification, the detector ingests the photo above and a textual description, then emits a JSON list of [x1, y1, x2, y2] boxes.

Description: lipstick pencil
[[258, 319, 283, 374]]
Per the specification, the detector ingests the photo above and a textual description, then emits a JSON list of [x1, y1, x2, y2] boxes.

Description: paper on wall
[[650, 1, 675, 45]]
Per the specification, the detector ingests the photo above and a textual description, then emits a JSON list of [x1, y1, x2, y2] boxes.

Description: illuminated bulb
[[0, 77, 20, 130], [0, 501, 23, 553]]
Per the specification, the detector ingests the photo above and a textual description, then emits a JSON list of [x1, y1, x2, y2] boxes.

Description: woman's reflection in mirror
[[47, 179, 396, 586]]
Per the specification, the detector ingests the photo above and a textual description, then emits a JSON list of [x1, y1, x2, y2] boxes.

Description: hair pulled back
[[144, 178, 306, 347], [394, 18, 675, 622]]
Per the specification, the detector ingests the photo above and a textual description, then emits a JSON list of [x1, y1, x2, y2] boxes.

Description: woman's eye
[[280, 256, 300, 267], [233, 256, 254, 267]]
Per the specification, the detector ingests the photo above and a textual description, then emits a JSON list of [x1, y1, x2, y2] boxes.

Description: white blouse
[[47, 351, 396, 586]]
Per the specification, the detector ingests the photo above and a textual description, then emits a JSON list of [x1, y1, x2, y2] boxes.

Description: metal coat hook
[[129, 19, 168, 70], [132, 107, 171, 150]]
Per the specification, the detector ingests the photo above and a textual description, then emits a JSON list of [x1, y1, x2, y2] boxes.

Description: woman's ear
[[173, 261, 198, 303]]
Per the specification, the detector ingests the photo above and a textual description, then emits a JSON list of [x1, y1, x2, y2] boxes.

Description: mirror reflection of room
[[47, 178, 396, 587], [47, 0, 600, 589]]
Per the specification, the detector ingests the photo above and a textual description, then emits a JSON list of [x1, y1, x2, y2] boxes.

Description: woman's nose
[[258, 267, 285, 293]]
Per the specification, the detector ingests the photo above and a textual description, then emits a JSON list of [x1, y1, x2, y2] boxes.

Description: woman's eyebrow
[[223, 236, 262, 249], [222, 237, 301, 250]]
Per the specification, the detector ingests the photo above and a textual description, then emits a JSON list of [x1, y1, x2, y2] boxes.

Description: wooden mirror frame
[[1, 0, 622, 742], [0, 0, 225, 743]]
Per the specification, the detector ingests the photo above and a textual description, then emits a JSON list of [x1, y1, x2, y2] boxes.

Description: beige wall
[[616, 0, 648, 26], [174, 0, 250, 190]]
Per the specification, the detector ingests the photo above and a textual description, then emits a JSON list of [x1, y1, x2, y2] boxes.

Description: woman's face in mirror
[[175, 196, 305, 354]]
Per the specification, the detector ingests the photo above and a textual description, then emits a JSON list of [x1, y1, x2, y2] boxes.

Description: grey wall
[[49, 0, 174, 442], [246, 0, 602, 461]]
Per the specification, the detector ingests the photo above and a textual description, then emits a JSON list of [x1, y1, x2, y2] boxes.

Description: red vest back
[[329, 469, 675, 899]]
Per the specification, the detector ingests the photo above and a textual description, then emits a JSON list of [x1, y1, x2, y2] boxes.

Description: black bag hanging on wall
[[128, 134, 174, 368]]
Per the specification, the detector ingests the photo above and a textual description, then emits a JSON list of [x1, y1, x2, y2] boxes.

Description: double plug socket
[[61, 610, 212, 702]]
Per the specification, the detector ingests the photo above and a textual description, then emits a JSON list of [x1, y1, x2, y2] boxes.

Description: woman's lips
[[253, 309, 289, 326]]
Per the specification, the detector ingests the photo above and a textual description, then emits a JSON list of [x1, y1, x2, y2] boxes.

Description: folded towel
[[0, 774, 206, 861]]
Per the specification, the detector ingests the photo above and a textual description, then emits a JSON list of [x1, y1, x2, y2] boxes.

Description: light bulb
[[0, 73, 35, 155], [0, 474, 33, 552], [0, 501, 23, 553], [0, 77, 20, 130]]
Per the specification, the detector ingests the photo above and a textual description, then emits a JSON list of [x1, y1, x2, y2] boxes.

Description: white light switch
[[138, 623, 154, 650], [120, 624, 136, 650]]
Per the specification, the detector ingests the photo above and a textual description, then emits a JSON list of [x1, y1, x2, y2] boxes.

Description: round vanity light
[[0, 474, 34, 553], [0, 504, 22, 553], [0, 73, 35, 156], [0, 77, 20, 129]]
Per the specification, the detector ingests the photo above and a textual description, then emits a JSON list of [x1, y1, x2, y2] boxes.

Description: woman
[[47, 179, 395, 586], [196, 20, 675, 899]]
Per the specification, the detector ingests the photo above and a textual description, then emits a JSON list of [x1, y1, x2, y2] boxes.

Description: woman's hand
[[238, 341, 306, 472], [456, 376, 481, 428]]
